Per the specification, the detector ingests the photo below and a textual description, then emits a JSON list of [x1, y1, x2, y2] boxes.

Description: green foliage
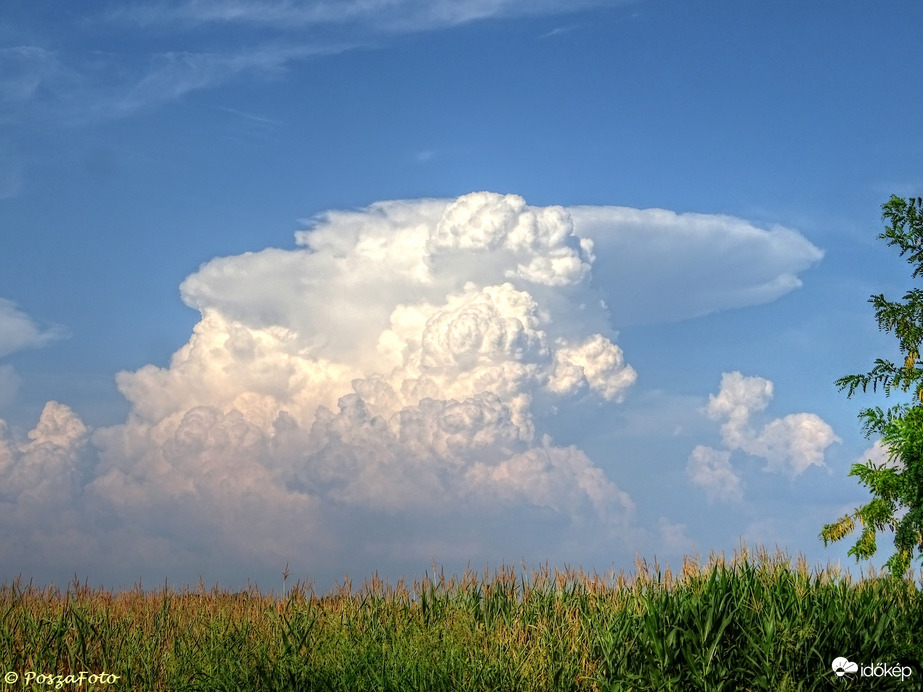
[[822, 195, 923, 576]]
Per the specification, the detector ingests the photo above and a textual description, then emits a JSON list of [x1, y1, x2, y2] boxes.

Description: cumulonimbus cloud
[[0, 193, 825, 586], [101, 193, 636, 517]]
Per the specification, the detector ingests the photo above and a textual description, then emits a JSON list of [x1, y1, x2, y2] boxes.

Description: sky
[[2, 0, 922, 594]]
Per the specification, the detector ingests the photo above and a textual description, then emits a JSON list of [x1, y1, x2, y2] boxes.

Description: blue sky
[[1, 0, 922, 592]]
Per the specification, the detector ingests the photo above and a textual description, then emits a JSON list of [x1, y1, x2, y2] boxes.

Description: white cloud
[[54, 192, 635, 581], [0, 46, 67, 106], [0, 299, 64, 415], [110, 190, 629, 471], [657, 516, 692, 552], [113, 43, 344, 115], [86, 0, 626, 118], [688, 372, 839, 502], [0, 193, 830, 587], [2, 1, 626, 124], [686, 445, 742, 503], [0, 404, 104, 577], [745, 413, 839, 475], [0, 401, 88, 508], [111, 0, 620, 32], [467, 436, 634, 519], [706, 371, 773, 422], [0, 36, 349, 125], [709, 372, 838, 476], [0, 298, 64, 358], [856, 438, 899, 470], [549, 334, 636, 401], [570, 206, 824, 325]]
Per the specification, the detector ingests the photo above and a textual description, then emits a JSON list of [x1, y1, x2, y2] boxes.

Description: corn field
[[1, 546, 921, 691]]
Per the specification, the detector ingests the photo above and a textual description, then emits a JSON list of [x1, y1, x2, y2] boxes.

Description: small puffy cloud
[[689, 372, 839, 501], [0, 298, 64, 358], [856, 438, 899, 470], [708, 372, 838, 476], [686, 445, 743, 503], [706, 371, 773, 424], [745, 413, 839, 475]]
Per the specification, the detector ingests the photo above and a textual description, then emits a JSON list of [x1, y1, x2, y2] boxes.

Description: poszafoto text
[[3, 670, 121, 689]]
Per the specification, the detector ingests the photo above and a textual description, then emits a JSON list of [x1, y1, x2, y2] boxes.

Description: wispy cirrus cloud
[[109, 0, 624, 32], [111, 42, 346, 115], [5, 0, 630, 123], [0, 46, 68, 106], [0, 39, 349, 124], [0, 45, 80, 133]]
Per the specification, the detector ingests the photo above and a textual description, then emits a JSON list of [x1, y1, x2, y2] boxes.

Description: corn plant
[[1, 546, 920, 691]]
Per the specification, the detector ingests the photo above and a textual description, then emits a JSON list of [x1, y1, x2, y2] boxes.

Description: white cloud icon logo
[[832, 657, 859, 676]]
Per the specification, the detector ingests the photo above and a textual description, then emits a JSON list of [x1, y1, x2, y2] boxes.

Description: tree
[[821, 195, 923, 576]]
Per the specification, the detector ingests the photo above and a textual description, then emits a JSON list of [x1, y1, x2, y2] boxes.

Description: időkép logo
[[832, 656, 914, 682]]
